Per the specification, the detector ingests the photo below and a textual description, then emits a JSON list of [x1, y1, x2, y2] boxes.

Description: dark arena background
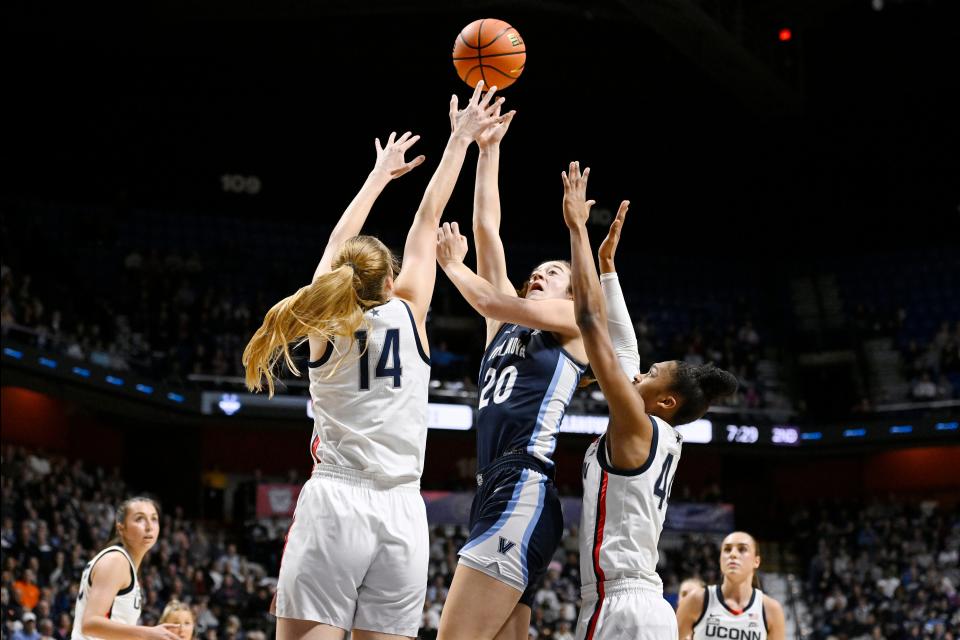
[[3, 0, 959, 639]]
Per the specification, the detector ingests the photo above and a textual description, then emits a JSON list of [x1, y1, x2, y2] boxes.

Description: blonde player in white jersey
[[562, 162, 739, 640], [677, 531, 787, 640], [72, 497, 180, 640], [242, 82, 507, 640]]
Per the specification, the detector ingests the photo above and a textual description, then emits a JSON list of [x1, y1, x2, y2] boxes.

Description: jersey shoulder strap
[[693, 585, 710, 628], [88, 546, 136, 595]]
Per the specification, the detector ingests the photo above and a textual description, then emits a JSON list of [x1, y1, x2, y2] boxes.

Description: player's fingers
[[387, 131, 396, 145], [582, 166, 591, 187], [484, 96, 506, 116], [396, 131, 412, 145], [399, 134, 421, 151], [480, 85, 498, 108], [451, 221, 461, 236], [561, 171, 569, 189], [375, 138, 383, 153], [407, 154, 426, 169], [471, 80, 484, 104]]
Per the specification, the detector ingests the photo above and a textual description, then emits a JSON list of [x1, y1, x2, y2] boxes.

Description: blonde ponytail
[[242, 235, 398, 396]]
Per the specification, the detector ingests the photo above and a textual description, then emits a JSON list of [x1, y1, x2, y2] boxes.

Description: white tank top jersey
[[579, 415, 683, 594], [307, 298, 431, 485], [71, 545, 141, 639], [693, 585, 768, 640]]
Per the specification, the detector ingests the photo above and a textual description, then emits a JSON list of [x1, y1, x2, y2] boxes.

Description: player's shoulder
[[681, 585, 708, 612], [762, 593, 784, 615], [762, 593, 785, 627], [650, 415, 684, 449], [90, 550, 132, 585]]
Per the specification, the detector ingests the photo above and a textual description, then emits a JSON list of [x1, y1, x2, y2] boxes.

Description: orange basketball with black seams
[[452, 18, 526, 89]]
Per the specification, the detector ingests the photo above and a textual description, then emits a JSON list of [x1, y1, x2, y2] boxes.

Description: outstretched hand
[[449, 80, 508, 142], [562, 161, 596, 229], [436, 222, 470, 267], [598, 200, 630, 272], [372, 131, 426, 181], [477, 103, 517, 149]]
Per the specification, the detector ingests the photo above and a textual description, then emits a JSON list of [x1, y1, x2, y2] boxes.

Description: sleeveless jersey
[[693, 585, 768, 640], [71, 546, 141, 638], [476, 323, 586, 469], [308, 298, 430, 484], [580, 415, 683, 593]]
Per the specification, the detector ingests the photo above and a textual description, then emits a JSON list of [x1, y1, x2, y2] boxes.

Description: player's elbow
[[575, 308, 601, 332], [473, 293, 497, 317], [472, 220, 498, 237]]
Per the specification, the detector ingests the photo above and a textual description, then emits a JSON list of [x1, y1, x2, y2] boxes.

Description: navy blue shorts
[[458, 455, 564, 607]]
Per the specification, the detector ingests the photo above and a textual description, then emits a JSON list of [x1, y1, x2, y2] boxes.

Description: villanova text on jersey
[[476, 324, 585, 468]]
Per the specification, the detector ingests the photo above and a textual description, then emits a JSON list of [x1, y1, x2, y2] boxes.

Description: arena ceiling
[[7, 0, 957, 249]]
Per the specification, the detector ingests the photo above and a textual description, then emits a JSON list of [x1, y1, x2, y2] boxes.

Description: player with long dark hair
[[562, 161, 739, 639]]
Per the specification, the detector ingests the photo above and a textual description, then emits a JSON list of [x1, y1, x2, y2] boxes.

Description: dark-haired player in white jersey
[[678, 531, 786, 640], [72, 497, 180, 640], [562, 162, 739, 640]]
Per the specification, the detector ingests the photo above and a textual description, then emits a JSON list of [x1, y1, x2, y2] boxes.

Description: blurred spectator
[[912, 373, 937, 400], [12, 612, 40, 640]]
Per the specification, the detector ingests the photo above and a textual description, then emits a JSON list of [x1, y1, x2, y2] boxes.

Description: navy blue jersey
[[476, 323, 587, 468]]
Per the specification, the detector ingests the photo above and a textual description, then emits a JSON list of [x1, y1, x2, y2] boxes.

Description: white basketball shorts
[[274, 464, 428, 637], [576, 580, 678, 640]]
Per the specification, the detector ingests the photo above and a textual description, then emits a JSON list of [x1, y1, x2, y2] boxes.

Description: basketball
[[452, 18, 526, 90]]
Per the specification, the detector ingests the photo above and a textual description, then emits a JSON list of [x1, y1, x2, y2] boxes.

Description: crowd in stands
[[9, 442, 960, 639], [1, 444, 731, 640], [901, 321, 960, 402], [0, 245, 779, 412], [1, 446, 275, 640], [789, 500, 959, 640]]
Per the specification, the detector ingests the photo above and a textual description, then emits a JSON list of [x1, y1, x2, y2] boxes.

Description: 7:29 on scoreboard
[[726, 424, 760, 443]]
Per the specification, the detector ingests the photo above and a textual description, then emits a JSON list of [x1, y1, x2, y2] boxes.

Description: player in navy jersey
[[434, 110, 589, 640], [562, 161, 739, 639]]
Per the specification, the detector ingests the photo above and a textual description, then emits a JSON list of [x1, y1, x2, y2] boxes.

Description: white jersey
[[71, 546, 141, 639], [693, 585, 768, 640], [579, 415, 682, 594], [307, 298, 430, 484]]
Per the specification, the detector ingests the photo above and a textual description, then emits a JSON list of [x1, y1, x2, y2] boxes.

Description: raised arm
[[473, 103, 518, 344], [313, 132, 425, 280], [394, 81, 506, 327], [436, 222, 581, 339], [598, 201, 642, 379], [563, 161, 654, 469]]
